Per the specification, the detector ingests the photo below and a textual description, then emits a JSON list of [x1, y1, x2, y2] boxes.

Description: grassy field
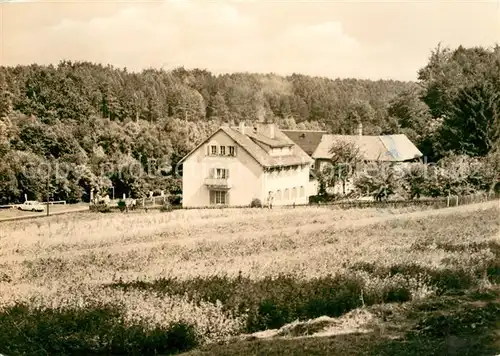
[[0, 202, 498, 355]]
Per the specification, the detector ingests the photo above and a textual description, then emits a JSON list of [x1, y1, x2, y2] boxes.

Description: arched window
[[284, 188, 289, 200], [276, 190, 282, 201]]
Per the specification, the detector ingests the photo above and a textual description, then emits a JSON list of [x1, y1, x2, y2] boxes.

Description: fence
[[105, 196, 167, 208], [308, 191, 500, 210], [100, 191, 499, 213], [48, 200, 67, 205], [139, 196, 168, 207]]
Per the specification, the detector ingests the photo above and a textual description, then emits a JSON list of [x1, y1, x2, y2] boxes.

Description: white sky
[[1, 0, 499, 81]]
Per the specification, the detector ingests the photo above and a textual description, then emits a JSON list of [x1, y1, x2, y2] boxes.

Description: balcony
[[204, 177, 232, 189]]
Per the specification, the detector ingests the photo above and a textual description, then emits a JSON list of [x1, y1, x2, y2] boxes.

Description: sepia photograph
[[0, 0, 499, 355]]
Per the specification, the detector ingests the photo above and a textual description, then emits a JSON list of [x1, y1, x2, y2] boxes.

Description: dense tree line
[[0, 44, 498, 204]]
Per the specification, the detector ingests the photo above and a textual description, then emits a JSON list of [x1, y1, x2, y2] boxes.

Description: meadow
[[0, 201, 499, 355]]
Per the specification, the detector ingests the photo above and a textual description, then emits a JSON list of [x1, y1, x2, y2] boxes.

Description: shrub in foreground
[[110, 273, 411, 333], [350, 241, 500, 294], [0, 303, 198, 355]]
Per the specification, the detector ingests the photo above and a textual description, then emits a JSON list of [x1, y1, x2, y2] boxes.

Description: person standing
[[267, 191, 274, 209]]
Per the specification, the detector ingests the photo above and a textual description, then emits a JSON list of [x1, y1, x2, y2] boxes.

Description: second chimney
[[239, 121, 245, 135]]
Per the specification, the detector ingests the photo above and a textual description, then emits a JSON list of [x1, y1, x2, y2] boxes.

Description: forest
[[0, 44, 499, 204]]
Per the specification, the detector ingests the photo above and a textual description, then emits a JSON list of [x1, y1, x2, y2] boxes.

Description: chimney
[[357, 122, 363, 136], [256, 122, 276, 139], [239, 121, 245, 135]]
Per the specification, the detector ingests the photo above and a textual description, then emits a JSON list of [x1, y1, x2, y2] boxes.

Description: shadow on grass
[[0, 303, 198, 356], [182, 289, 500, 356]]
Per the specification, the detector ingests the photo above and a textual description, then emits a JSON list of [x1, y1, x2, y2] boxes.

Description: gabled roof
[[177, 125, 313, 168], [312, 134, 423, 162], [281, 130, 327, 156]]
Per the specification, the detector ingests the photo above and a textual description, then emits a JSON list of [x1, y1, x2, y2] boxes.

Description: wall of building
[[261, 164, 310, 205], [182, 130, 263, 208], [308, 179, 318, 196], [314, 158, 331, 171], [269, 146, 292, 157], [327, 180, 355, 195]]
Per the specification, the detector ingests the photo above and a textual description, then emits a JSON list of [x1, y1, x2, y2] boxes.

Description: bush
[[117, 199, 127, 212], [349, 261, 484, 296], [160, 201, 173, 212], [308, 194, 337, 204], [110, 274, 367, 333], [167, 194, 182, 206], [250, 198, 262, 208], [90, 202, 112, 213], [0, 303, 199, 355]]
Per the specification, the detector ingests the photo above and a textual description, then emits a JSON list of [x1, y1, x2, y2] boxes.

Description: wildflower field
[[0, 201, 499, 355]]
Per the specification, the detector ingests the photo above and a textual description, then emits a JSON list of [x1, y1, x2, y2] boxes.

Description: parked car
[[17, 200, 45, 212]]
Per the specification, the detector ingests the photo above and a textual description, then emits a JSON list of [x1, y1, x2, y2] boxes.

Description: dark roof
[[177, 126, 313, 168], [313, 134, 423, 162], [281, 130, 327, 156]]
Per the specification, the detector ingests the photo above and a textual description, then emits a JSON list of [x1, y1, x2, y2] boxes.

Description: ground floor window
[[284, 188, 289, 200], [210, 190, 228, 205]]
